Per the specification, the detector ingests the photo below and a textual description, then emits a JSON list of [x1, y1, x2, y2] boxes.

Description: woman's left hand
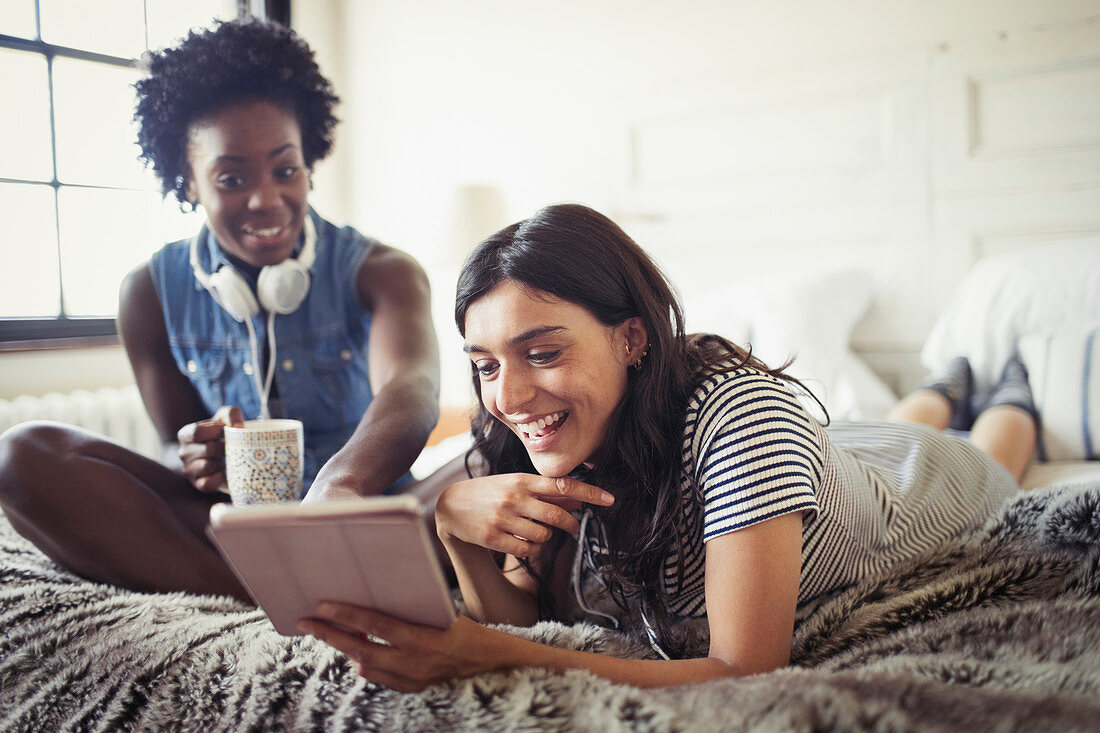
[[299, 602, 500, 692]]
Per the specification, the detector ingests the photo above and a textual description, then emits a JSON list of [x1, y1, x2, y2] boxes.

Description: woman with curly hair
[[0, 18, 448, 600], [300, 203, 1021, 689]]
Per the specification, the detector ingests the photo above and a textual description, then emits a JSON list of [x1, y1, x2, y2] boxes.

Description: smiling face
[[184, 99, 309, 268], [463, 280, 647, 478]]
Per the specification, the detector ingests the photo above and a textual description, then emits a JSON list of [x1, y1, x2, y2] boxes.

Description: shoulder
[[118, 260, 168, 350], [361, 242, 428, 281], [144, 235, 195, 302], [308, 215, 428, 311], [119, 260, 157, 313], [356, 242, 431, 311], [686, 365, 809, 427], [683, 364, 826, 479], [685, 367, 826, 539], [147, 235, 190, 272]]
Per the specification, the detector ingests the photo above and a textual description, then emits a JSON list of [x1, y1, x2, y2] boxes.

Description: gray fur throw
[[3, 481, 1100, 731]]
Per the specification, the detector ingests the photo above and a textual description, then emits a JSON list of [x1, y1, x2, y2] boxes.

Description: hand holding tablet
[[207, 495, 456, 635]]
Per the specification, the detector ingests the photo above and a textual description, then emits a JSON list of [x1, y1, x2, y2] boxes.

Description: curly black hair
[[133, 18, 339, 206]]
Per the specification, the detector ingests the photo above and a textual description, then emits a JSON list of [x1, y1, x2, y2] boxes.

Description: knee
[[975, 403, 1038, 436], [0, 421, 79, 502]]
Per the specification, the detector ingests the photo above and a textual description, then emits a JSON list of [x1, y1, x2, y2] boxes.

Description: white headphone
[[188, 215, 318, 419], [189, 215, 317, 321]]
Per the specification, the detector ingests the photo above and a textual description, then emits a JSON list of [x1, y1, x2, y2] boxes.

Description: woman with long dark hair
[[302, 203, 1022, 689]]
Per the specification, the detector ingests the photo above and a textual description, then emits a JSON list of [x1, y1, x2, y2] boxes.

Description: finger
[[302, 616, 448, 693], [495, 516, 557, 547], [181, 439, 224, 460], [183, 456, 223, 478], [312, 602, 418, 646], [532, 476, 614, 507], [353, 662, 427, 693], [485, 495, 573, 538], [301, 619, 413, 684], [213, 405, 245, 428], [541, 496, 583, 513], [463, 528, 537, 557], [187, 419, 227, 444], [518, 498, 581, 535], [176, 421, 197, 445], [193, 471, 227, 493]]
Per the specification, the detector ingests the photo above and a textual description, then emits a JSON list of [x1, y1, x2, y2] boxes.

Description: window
[[0, 0, 238, 348]]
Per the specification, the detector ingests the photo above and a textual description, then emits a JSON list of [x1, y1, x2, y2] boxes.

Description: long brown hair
[[454, 203, 810, 639]]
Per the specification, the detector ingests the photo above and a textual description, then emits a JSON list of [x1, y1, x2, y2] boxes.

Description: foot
[[917, 356, 974, 431]]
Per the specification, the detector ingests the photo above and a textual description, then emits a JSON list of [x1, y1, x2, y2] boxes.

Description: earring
[[633, 345, 649, 371], [625, 344, 632, 358]]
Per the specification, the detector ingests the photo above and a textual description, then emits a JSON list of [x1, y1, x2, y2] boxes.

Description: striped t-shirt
[[576, 365, 1018, 624]]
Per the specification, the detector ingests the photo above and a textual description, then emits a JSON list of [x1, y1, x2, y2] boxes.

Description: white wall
[[6, 0, 1098, 406], [333, 0, 1098, 257], [327, 0, 1100, 405]]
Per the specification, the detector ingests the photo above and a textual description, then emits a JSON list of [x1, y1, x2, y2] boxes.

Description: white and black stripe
[[575, 365, 1019, 626]]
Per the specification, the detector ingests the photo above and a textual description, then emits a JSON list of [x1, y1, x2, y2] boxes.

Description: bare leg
[[0, 421, 249, 602], [887, 389, 952, 430], [969, 405, 1037, 485]]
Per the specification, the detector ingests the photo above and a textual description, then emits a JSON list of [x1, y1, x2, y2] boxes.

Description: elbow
[[708, 652, 789, 680]]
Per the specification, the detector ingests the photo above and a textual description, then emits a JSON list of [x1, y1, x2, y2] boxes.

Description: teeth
[[247, 226, 282, 237], [518, 411, 565, 438]]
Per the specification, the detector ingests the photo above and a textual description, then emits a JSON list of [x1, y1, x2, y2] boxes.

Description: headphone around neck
[[189, 215, 317, 322]]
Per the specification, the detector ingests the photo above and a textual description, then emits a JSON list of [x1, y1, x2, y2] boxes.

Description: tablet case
[[208, 495, 456, 635]]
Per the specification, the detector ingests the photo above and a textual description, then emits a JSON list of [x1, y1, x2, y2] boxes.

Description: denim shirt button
[[282, 358, 295, 371], [340, 349, 352, 361], [186, 359, 198, 373], [242, 362, 254, 375]]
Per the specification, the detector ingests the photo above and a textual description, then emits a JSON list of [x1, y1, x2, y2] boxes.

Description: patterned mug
[[223, 419, 304, 504]]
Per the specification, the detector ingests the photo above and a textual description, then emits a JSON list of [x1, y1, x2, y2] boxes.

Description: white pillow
[[921, 239, 1100, 394], [1017, 324, 1100, 462], [684, 268, 897, 421]]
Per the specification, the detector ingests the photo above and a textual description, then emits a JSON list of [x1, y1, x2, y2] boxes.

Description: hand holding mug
[[177, 405, 244, 493]]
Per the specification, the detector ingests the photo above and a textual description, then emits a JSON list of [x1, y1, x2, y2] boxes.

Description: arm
[[301, 510, 804, 690], [305, 244, 440, 501], [117, 264, 241, 490], [435, 474, 612, 625]]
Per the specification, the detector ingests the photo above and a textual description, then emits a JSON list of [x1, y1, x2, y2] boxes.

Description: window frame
[[0, 29, 142, 349], [0, 0, 289, 350]]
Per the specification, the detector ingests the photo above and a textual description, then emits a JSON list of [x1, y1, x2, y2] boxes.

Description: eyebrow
[[213, 143, 299, 164], [464, 325, 567, 353]]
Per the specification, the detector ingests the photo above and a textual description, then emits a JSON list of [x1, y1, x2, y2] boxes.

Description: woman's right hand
[[435, 473, 614, 558], [175, 405, 244, 492]]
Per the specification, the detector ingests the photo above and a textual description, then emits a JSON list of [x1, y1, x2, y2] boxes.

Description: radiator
[[0, 385, 162, 459]]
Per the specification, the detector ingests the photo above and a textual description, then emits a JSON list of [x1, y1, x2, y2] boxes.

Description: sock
[[917, 356, 974, 431], [980, 353, 1037, 420]]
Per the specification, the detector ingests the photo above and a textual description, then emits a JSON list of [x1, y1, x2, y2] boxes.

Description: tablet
[[207, 495, 456, 636]]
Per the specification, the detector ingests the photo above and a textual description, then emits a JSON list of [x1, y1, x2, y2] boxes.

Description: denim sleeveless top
[[149, 209, 413, 495]]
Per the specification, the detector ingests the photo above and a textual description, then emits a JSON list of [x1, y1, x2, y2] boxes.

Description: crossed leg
[[0, 421, 250, 601]]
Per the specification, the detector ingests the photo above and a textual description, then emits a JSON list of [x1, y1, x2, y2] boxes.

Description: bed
[[3, 469, 1100, 730], [3, 252, 1099, 731]]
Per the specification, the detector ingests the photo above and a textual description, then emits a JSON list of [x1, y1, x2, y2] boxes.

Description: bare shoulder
[[356, 242, 430, 310], [118, 261, 164, 339]]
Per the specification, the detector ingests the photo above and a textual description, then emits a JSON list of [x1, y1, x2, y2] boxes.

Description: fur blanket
[[2, 480, 1100, 732]]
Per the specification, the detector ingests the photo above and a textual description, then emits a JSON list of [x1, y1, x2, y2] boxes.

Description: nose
[[247, 176, 281, 211], [493, 364, 535, 415]]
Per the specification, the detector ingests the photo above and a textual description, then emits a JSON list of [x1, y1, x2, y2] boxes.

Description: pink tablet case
[[208, 497, 455, 635]]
